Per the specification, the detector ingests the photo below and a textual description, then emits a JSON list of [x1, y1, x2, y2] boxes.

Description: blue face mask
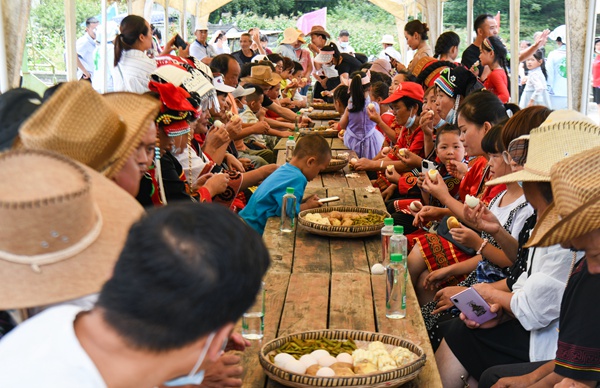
[[163, 332, 216, 387], [434, 118, 446, 129], [405, 114, 416, 128]]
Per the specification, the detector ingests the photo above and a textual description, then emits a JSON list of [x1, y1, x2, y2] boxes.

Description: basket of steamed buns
[[259, 329, 426, 388], [298, 206, 390, 238]]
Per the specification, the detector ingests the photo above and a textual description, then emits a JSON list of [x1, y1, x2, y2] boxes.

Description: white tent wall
[[0, 1, 31, 91], [1, 0, 594, 112]]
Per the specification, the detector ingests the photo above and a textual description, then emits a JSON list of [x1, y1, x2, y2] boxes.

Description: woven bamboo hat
[[0, 149, 144, 309], [16, 81, 160, 178], [486, 110, 600, 186], [240, 65, 282, 86], [525, 146, 600, 247]]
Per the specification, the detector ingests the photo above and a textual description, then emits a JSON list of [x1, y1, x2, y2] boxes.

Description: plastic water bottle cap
[[390, 253, 403, 262], [393, 225, 404, 234], [288, 136, 294, 140], [286, 187, 295, 194], [384, 218, 394, 226]]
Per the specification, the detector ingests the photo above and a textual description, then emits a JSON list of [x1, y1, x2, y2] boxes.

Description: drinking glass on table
[[242, 281, 265, 340]]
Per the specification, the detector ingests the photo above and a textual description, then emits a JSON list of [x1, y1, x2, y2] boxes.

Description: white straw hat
[[487, 110, 600, 185], [526, 146, 600, 247]]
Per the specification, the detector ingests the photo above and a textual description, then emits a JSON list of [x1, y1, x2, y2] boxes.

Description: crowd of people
[[0, 10, 598, 388]]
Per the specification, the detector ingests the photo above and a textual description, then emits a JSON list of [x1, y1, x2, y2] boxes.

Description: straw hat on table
[[526, 146, 600, 248], [15, 81, 161, 179], [486, 110, 600, 186], [0, 149, 144, 309]]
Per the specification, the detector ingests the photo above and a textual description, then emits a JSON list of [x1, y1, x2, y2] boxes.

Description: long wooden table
[[274, 135, 348, 151], [237, 147, 442, 388]]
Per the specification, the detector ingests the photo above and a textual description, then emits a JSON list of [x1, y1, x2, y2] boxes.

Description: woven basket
[[259, 329, 426, 388], [299, 127, 339, 138], [321, 157, 348, 173], [308, 111, 340, 120], [298, 206, 390, 238], [311, 103, 336, 110]]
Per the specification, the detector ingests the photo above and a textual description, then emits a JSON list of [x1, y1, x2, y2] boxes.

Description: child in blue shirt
[[240, 134, 332, 234]]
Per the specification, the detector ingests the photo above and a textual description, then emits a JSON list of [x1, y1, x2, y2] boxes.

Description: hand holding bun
[[447, 216, 461, 230]]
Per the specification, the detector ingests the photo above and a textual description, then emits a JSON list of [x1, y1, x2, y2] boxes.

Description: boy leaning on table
[[240, 134, 332, 235]]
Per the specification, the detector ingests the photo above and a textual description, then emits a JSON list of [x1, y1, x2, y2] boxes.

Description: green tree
[[443, 0, 564, 42], [211, 0, 343, 22], [29, 0, 105, 71], [212, 0, 397, 57]]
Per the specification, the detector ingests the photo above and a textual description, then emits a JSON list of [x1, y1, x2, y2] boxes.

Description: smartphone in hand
[[421, 159, 436, 174], [450, 287, 497, 325], [174, 34, 188, 49]]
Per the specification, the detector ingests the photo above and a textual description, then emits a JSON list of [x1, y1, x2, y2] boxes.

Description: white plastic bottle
[[388, 225, 408, 261], [381, 218, 394, 265], [280, 187, 297, 232], [285, 136, 296, 162], [386, 253, 406, 319]]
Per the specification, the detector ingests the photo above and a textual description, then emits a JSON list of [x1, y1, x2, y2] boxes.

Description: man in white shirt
[[190, 23, 215, 65], [337, 30, 355, 55], [76, 17, 99, 80], [0, 204, 270, 387]]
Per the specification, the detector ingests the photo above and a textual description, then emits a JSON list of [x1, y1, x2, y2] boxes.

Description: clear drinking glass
[[242, 281, 265, 340]]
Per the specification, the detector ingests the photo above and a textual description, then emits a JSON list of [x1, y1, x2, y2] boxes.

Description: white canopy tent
[[0, 0, 596, 112]]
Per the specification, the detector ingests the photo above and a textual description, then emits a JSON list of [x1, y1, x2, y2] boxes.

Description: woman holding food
[[405, 91, 519, 305]]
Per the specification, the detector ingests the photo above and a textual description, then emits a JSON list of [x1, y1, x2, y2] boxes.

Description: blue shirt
[[239, 163, 307, 235]]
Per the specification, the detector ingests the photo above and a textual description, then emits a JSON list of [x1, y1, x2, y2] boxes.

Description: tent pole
[[0, 2, 8, 92], [509, 0, 520, 103], [164, 0, 169, 44], [64, 0, 77, 81], [100, 0, 108, 93], [466, 0, 473, 45]]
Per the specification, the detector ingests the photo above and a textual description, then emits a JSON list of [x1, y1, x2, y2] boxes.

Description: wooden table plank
[[277, 272, 330, 336], [330, 137, 347, 150], [276, 149, 286, 166], [372, 275, 443, 387], [293, 187, 330, 273], [329, 237, 370, 274], [321, 170, 349, 188], [355, 187, 386, 209], [326, 187, 356, 207], [263, 217, 295, 273], [329, 273, 376, 332], [238, 271, 291, 388], [292, 228, 330, 273]]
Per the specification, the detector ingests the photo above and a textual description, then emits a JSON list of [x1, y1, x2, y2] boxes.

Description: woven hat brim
[[525, 199, 600, 248], [101, 93, 161, 178], [486, 168, 551, 186], [240, 75, 281, 86], [0, 161, 145, 309]]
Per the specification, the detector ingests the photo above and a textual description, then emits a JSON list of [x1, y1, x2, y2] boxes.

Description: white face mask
[[163, 332, 216, 387], [339, 41, 349, 49]]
